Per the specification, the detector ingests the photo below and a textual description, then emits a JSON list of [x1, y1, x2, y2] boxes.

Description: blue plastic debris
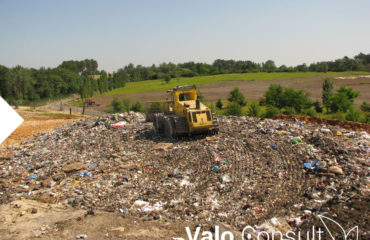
[[212, 165, 220, 172], [79, 172, 91, 177], [88, 164, 97, 169], [304, 160, 318, 169], [298, 121, 304, 126], [28, 175, 37, 180], [304, 160, 326, 171], [271, 145, 277, 150]]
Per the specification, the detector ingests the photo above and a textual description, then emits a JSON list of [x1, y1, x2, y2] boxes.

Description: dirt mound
[[0, 113, 368, 239]]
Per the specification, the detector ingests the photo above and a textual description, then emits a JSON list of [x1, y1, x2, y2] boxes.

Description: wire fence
[[37, 102, 106, 116]]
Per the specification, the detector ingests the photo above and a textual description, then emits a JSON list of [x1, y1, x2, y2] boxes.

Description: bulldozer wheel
[[153, 114, 164, 134], [164, 118, 173, 139]]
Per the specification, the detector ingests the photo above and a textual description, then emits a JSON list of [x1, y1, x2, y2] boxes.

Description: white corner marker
[[0, 97, 24, 145]]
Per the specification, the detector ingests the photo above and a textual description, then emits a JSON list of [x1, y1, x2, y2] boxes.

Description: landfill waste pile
[[0, 111, 369, 239]]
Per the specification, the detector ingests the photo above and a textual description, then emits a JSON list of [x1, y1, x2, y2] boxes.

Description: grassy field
[[106, 71, 366, 95]]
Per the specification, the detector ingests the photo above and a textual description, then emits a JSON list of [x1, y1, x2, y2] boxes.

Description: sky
[[0, 0, 369, 72]]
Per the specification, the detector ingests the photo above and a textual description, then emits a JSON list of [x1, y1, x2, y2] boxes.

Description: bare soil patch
[[0, 108, 83, 149], [91, 75, 370, 111], [0, 199, 185, 240]]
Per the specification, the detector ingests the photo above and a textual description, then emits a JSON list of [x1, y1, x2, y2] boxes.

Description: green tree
[[263, 106, 280, 118], [281, 88, 312, 113], [262, 60, 277, 73], [328, 92, 353, 113], [305, 107, 317, 117], [247, 102, 261, 117], [216, 99, 223, 109], [6, 66, 35, 101], [327, 86, 360, 113], [346, 109, 361, 122], [164, 74, 171, 83], [0, 65, 9, 98], [130, 101, 143, 112], [122, 98, 131, 112], [228, 87, 246, 106], [263, 84, 284, 108], [98, 71, 109, 93], [313, 101, 323, 113], [262, 84, 312, 113], [360, 101, 370, 112], [322, 78, 333, 110], [337, 86, 360, 100], [225, 102, 243, 116], [111, 98, 123, 112]]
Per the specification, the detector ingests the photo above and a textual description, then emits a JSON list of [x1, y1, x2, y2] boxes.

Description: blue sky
[[1, 0, 369, 72]]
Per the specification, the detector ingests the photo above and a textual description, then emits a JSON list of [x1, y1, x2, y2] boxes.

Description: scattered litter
[[110, 226, 125, 232], [76, 234, 88, 239], [111, 121, 126, 129], [79, 172, 91, 177], [0, 112, 368, 236]]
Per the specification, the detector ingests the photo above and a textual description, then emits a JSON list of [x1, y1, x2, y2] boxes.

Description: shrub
[[305, 107, 317, 117], [330, 112, 346, 121], [164, 74, 171, 83], [130, 101, 143, 112], [284, 107, 296, 115], [263, 106, 280, 118], [322, 78, 333, 108], [328, 92, 353, 113], [346, 109, 361, 122], [111, 98, 123, 112], [262, 84, 312, 113], [122, 98, 131, 112], [247, 102, 261, 117], [228, 88, 246, 106], [263, 84, 284, 108], [361, 101, 370, 112], [147, 102, 162, 113], [362, 113, 370, 123], [216, 99, 223, 109], [225, 102, 243, 116], [313, 101, 323, 113], [327, 86, 360, 113]]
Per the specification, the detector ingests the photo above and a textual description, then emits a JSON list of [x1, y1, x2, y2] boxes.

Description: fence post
[[70, 108, 72, 116], [82, 106, 85, 115]]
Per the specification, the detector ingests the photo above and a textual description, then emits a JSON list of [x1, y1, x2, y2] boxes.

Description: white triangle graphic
[[0, 97, 24, 145]]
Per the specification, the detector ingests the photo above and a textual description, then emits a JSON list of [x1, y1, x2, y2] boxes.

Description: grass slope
[[106, 71, 366, 95]]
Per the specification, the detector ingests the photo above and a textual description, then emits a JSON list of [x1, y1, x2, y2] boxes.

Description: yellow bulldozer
[[148, 85, 218, 138]]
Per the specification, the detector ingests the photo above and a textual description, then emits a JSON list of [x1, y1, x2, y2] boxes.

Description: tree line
[[119, 52, 370, 82], [0, 59, 127, 104], [0, 53, 369, 104]]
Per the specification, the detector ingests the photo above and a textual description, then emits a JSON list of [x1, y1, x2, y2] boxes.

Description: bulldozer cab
[[179, 93, 189, 101]]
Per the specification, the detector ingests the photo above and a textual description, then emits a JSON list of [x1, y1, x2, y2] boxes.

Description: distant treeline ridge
[[0, 53, 369, 104]]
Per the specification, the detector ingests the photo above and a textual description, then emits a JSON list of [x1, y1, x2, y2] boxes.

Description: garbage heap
[[0, 113, 368, 236]]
